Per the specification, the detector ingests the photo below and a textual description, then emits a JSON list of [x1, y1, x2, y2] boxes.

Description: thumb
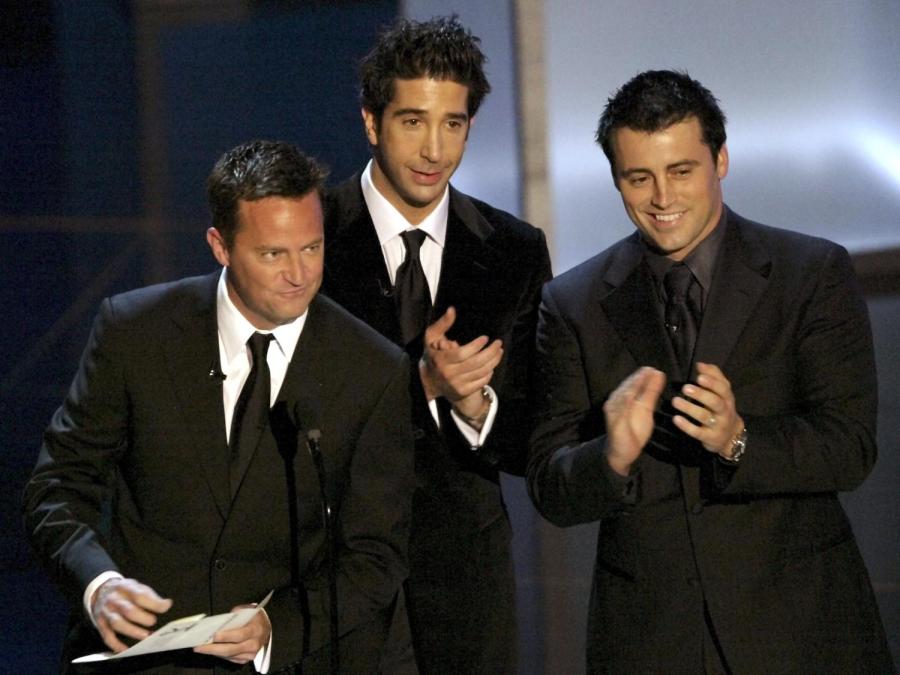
[[425, 306, 456, 341]]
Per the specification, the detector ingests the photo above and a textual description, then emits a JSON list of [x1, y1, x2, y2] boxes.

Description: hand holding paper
[[73, 590, 273, 664]]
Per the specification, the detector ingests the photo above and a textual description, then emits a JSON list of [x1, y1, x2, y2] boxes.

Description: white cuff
[[450, 386, 499, 448], [83, 571, 124, 628], [253, 608, 273, 672]]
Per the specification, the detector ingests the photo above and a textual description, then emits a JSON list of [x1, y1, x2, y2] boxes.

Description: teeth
[[654, 213, 683, 222]]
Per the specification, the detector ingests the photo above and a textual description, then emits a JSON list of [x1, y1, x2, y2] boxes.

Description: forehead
[[612, 117, 709, 168], [387, 77, 469, 111], [235, 194, 323, 239]]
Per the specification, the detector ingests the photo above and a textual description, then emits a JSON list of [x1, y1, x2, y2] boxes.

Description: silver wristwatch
[[721, 427, 748, 464]]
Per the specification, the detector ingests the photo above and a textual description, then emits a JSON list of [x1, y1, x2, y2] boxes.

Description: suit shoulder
[[463, 193, 547, 246], [310, 293, 406, 365], [730, 213, 853, 272], [544, 237, 633, 300], [104, 274, 216, 327]]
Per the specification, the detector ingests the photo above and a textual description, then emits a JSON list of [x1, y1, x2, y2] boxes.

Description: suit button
[[691, 502, 704, 515], [412, 427, 426, 440], [214, 558, 227, 571]]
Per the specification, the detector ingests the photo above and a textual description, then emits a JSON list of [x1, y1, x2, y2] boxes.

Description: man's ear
[[206, 227, 230, 267], [362, 108, 379, 146], [716, 143, 729, 180]]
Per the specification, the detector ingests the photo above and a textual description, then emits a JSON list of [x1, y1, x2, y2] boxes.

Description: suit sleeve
[[439, 229, 553, 476], [526, 284, 638, 527], [23, 298, 124, 606], [267, 350, 415, 671], [722, 244, 878, 495]]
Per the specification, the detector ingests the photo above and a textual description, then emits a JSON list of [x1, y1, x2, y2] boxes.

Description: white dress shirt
[[360, 161, 498, 447]]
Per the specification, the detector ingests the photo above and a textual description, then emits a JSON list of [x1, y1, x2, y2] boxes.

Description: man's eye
[[629, 176, 648, 186], [403, 118, 421, 127]]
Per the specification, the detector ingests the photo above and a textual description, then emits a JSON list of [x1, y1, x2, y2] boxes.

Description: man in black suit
[[322, 17, 551, 674], [527, 71, 893, 673], [24, 140, 414, 673]]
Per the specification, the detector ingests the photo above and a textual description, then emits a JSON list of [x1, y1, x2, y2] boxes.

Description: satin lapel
[[600, 236, 678, 374], [325, 178, 400, 342], [432, 189, 498, 338], [694, 212, 771, 370], [163, 273, 231, 519]]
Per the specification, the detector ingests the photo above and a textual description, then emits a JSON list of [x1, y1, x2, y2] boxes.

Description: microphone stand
[[306, 429, 339, 675]]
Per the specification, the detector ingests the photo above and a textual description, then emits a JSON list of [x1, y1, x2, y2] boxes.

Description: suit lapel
[[432, 189, 499, 341], [324, 177, 400, 342], [600, 235, 678, 375], [694, 210, 771, 370], [163, 273, 232, 519]]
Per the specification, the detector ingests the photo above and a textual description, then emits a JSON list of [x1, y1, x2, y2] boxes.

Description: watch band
[[721, 427, 748, 464]]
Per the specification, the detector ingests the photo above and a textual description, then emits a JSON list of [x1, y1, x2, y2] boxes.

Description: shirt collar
[[360, 159, 448, 247], [215, 268, 307, 366], [644, 207, 728, 295]]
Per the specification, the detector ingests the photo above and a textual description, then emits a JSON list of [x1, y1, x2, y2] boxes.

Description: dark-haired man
[[322, 16, 551, 674], [24, 140, 415, 673], [527, 70, 893, 673]]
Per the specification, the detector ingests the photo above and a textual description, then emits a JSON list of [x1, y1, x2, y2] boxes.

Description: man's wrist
[[452, 387, 492, 430], [719, 425, 748, 464]]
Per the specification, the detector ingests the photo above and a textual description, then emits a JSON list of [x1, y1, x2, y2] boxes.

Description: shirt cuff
[[83, 571, 125, 628], [449, 385, 498, 448], [253, 609, 273, 673]]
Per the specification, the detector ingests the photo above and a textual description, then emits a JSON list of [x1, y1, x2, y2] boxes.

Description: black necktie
[[229, 332, 273, 497], [395, 230, 432, 345], [664, 263, 700, 378]]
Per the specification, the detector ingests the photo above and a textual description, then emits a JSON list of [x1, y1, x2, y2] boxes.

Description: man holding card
[[24, 140, 415, 673]]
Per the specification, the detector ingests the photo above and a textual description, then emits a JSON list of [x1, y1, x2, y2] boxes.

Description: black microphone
[[290, 405, 339, 675], [305, 427, 339, 675], [377, 277, 394, 298], [208, 363, 226, 382]]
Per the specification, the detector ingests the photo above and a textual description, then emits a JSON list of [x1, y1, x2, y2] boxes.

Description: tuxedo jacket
[[528, 208, 893, 674], [24, 272, 415, 674], [322, 177, 551, 672]]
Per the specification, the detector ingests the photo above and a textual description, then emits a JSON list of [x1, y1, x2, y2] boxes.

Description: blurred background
[[2, 1, 897, 672]]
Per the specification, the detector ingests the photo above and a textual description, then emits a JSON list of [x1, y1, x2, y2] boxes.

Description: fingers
[[671, 362, 742, 453], [92, 578, 173, 653], [603, 367, 666, 475], [424, 306, 456, 342], [194, 609, 270, 665]]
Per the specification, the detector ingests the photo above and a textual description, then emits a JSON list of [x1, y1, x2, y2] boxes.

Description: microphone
[[291, 406, 339, 675], [305, 428, 339, 675], [377, 278, 394, 298], [208, 363, 226, 382]]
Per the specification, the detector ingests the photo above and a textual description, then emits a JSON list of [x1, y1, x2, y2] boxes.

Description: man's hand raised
[[603, 367, 666, 476], [419, 306, 503, 422]]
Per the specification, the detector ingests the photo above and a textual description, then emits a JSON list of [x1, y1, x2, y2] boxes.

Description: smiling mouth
[[650, 212, 685, 223]]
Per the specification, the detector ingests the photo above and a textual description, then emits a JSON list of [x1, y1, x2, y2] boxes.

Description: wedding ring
[[707, 415, 717, 427]]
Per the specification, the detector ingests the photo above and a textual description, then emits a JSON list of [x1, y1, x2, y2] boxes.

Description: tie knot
[[664, 263, 694, 301], [247, 332, 273, 363], [401, 230, 427, 260]]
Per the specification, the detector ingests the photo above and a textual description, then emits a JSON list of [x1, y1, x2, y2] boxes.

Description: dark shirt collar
[[643, 207, 728, 303]]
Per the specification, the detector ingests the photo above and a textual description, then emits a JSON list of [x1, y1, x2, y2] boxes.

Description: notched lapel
[[601, 238, 678, 375], [324, 178, 400, 342], [433, 192, 501, 342], [694, 215, 771, 371], [164, 277, 231, 519]]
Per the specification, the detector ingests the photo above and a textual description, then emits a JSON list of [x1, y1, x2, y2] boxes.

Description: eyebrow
[[620, 159, 700, 177], [391, 108, 469, 121]]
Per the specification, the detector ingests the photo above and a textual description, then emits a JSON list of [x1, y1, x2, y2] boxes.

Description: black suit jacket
[[322, 177, 551, 672], [24, 273, 415, 673], [528, 209, 893, 674]]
